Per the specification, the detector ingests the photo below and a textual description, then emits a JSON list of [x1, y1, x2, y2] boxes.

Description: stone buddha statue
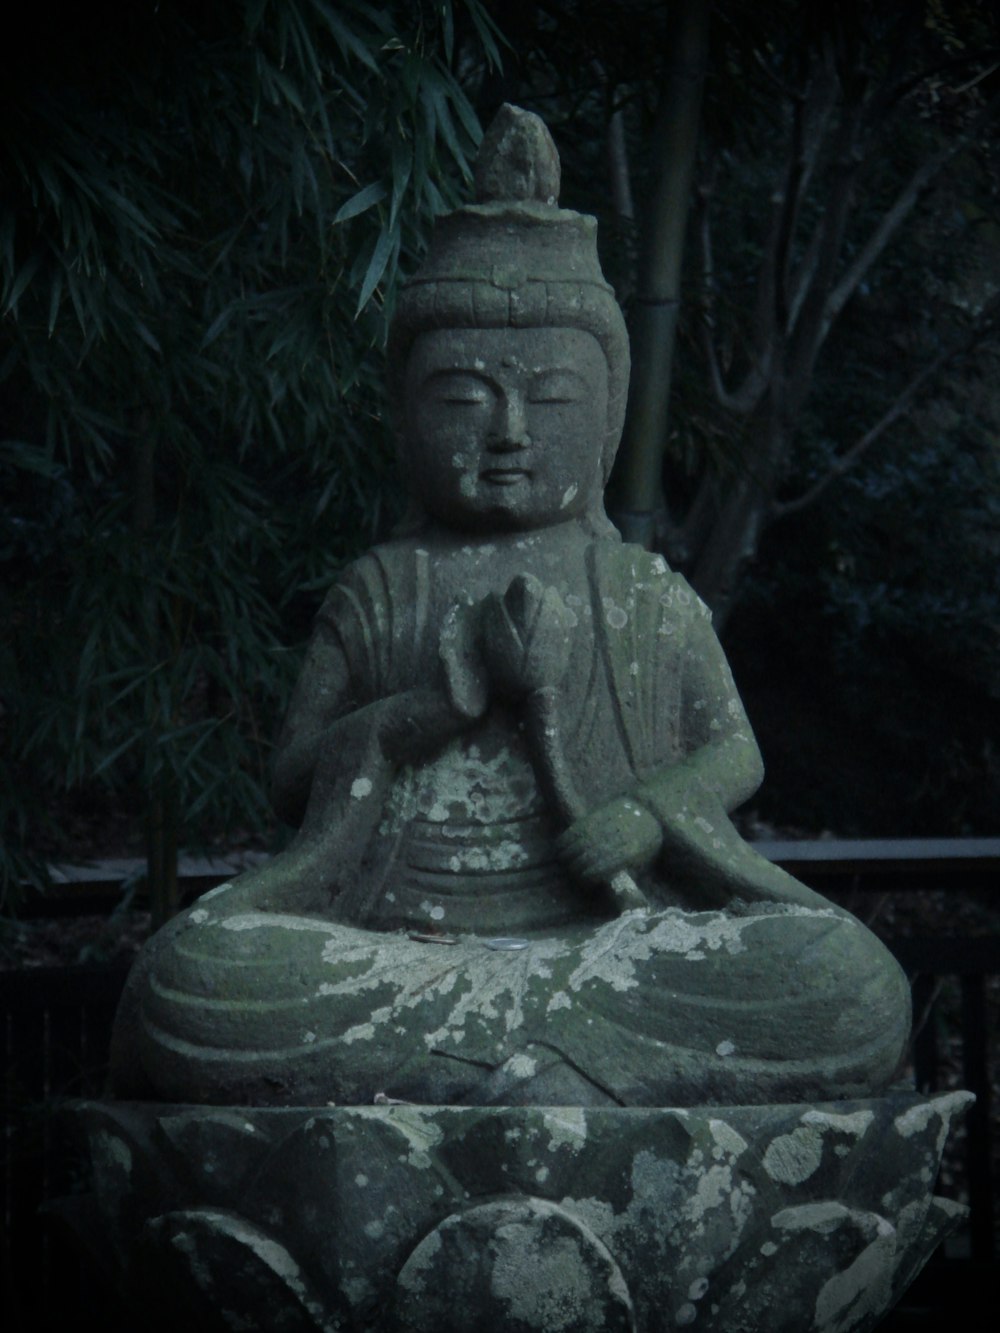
[[110, 106, 910, 1112]]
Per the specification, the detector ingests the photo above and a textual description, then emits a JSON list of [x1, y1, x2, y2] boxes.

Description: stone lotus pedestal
[[60, 1089, 969, 1333]]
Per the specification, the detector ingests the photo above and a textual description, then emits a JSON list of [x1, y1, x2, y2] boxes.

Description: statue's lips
[[481, 467, 531, 486]]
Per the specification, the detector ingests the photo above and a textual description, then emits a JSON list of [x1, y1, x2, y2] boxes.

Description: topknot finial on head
[[473, 103, 561, 206]]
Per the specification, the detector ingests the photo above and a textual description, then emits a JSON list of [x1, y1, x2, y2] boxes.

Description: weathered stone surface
[[62, 1091, 970, 1333], [84, 103, 963, 1333], [108, 105, 912, 1114]]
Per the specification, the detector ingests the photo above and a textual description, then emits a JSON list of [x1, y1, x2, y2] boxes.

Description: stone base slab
[[58, 1090, 971, 1332]]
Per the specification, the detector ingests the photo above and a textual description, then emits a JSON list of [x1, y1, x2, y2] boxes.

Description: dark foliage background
[[1, 0, 998, 914], [1, 0, 499, 908]]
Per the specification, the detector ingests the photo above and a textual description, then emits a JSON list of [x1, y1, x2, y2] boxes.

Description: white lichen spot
[[801, 1108, 874, 1137], [628, 661, 639, 677], [760, 1240, 778, 1256], [716, 1040, 736, 1058], [340, 1005, 393, 1045], [894, 1091, 973, 1140], [709, 1118, 747, 1157], [814, 1229, 895, 1332], [688, 1277, 709, 1301], [763, 1126, 824, 1185], [221, 912, 340, 935], [772, 1201, 849, 1235], [546, 990, 572, 1013], [188, 908, 209, 924], [199, 881, 233, 902], [560, 483, 578, 508], [302, 1030, 317, 1045], [686, 1163, 732, 1219], [675, 1302, 697, 1325], [351, 777, 373, 800], [604, 602, 628, 630], [355, 1173, 368, 1187], [506, 1052, 538, 1080], [544, 1107, 588, 1152], [429, 905, 445, 921]]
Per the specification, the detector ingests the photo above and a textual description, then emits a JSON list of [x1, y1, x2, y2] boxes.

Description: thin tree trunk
[[135, 421, 180, 926], [690, 401, 789, 629], [610, 0, 709, 548]]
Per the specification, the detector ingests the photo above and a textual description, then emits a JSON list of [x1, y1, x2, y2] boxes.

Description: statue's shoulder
[[316, 541, 424, 623], [592, 541, 713, 623]]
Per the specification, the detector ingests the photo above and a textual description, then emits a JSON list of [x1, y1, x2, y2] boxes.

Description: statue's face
[[403, 327, 609, 532]]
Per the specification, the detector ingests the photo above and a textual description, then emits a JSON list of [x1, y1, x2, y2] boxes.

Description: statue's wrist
[[635, 763, 722, 833]]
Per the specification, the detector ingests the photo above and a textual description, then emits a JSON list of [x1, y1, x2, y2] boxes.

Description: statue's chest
[[367, 713, 587, 934]]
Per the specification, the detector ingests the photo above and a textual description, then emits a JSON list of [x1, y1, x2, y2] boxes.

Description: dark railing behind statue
[[2, 839, 998, 1330]]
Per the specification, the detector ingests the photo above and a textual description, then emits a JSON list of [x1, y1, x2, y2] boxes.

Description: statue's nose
[[489, 390, 530, 450]]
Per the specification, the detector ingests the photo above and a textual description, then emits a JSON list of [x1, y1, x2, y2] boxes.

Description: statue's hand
[[480, 573, 575, 700], [439, 601, 490, 721], [556, 795, 661, 885]]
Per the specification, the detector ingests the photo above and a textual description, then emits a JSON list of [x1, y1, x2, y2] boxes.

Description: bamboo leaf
[[134, 322, 162, 354], [464, 0, 504, 68], [355, 225, 394, 314], [0, 441, 61, 477], [442, 2, 455, 65], [333, 181, 387, 224], [47, 267, 64, 335], [449, 83, 482, 148], [316, 3, 380, 72], [3, 252, 42, 314]]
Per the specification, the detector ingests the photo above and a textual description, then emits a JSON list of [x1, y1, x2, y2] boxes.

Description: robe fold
[[113, 538, 911, 1108]]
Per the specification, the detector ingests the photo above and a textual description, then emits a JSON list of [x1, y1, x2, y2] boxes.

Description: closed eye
[[528, 369, 586, 404], [426, 370, 494, 406]]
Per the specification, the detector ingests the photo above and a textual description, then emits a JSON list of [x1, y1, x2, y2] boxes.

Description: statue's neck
[[418, 516, 593, 557]]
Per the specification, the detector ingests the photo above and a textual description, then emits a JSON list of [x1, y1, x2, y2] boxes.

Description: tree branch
[[695, 181, 772, 417], [784, 93, 866, 406], [775, 46, 839, 328], [772, 301, 999, 520], [822, 91, 1000, 343]]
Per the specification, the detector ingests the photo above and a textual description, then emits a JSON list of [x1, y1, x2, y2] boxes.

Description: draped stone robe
[[111, 536, 911, 1109]]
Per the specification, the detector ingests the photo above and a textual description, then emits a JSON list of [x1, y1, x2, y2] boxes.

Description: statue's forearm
[[637, 733, 764, 830]]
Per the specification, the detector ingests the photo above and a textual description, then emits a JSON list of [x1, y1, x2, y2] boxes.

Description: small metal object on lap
[[407, 931, 458, 945], [484, 937, 530, 951]]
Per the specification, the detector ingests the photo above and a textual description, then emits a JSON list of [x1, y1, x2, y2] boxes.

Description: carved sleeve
[[634, 580, 764, 834]]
